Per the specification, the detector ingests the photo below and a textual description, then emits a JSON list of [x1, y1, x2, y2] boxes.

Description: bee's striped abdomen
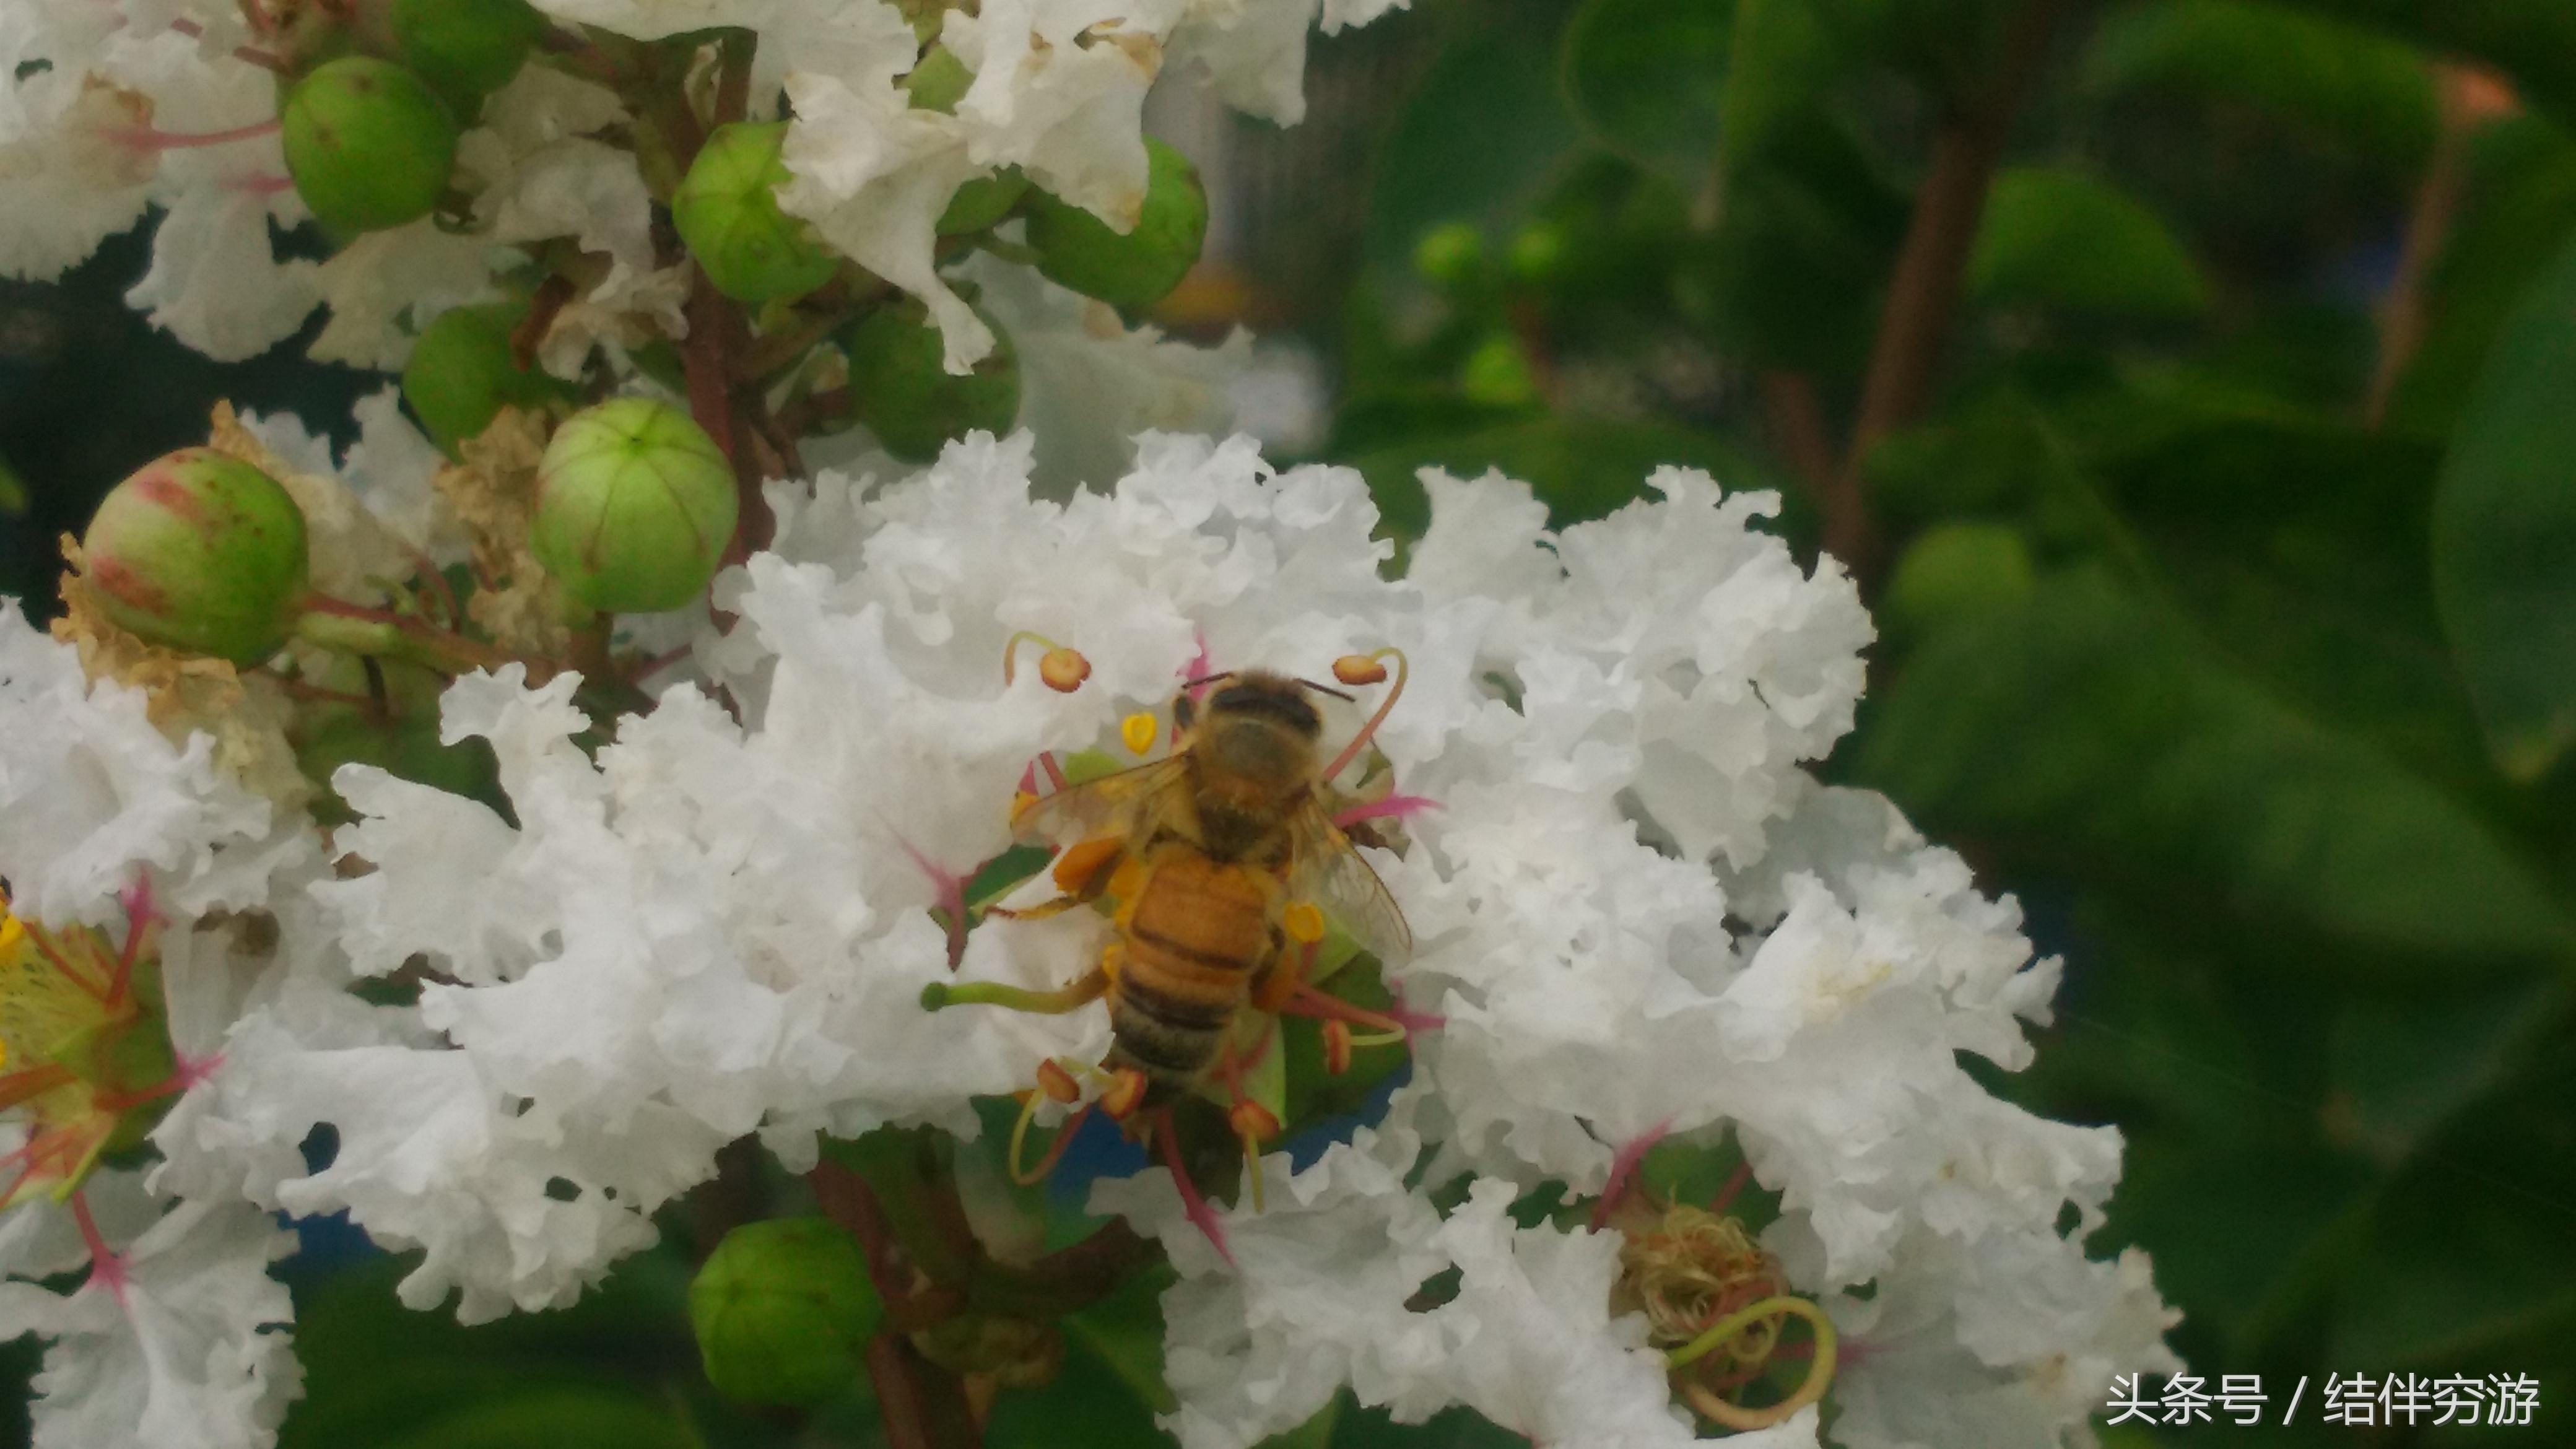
[[1108, 850, 1275, 1102]]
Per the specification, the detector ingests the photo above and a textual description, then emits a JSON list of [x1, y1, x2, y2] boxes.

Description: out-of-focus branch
[[2367, 66, 2518, 427], [1835, 0, 2063, 585]]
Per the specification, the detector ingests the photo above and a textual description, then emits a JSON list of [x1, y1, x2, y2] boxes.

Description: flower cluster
[[1, 3, 2178, 1447]]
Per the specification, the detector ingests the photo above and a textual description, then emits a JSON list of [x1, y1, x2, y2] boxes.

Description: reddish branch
[[2368, 67, 2517, 426], [1831, 0, 2064, 586]]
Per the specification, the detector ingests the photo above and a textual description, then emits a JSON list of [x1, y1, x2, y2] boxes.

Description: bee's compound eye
[[1172, 691, 1198, 732]]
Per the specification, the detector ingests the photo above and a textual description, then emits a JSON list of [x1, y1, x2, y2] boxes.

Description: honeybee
[[926, 657, 1414, 1144]]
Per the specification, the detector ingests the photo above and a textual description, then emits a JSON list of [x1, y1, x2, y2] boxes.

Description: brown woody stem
[[1837, 0, 2063, 585]]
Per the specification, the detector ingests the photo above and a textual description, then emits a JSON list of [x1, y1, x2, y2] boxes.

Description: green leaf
[[1858, 571, 2575, 960], [986, 1330, 1174, 1449], [2082, 0, 2438, 167], [0, 457, 26, 516], [2330, 1141, 2576, 1366], [1365, 27, 1582, 282], [1341, 416, 1777, 541], [2433, 231, 2576, 780], [1969, 167, 2211, 320], [1559, 0, 1731, 185], [1719, 0, 1846, 171]]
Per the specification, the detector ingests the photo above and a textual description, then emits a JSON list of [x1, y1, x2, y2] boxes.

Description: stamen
[[1099, 1067, 1147, 1120], [1590, 1119, 1673, 1231], [1710, 1160, 1754, 1215], [1669, 1296, 1838, 1432], [70, 1190, 129, 1303], [1154, 1107, 1234, 1266], [1319, 648, 1409, 783], [1281, 901, 1325, 946], [1322, 1019, 1354, 1074], [1035, 1058, 1082, 1103], [1121, 712, 1158, 755], [1001, 631, 1090, 692], [1282, 983, 1442, 1037], [1007, 1090, 1095, 1186], [1332, 654, 1388, 685], [1332, 793, 1441, 830]]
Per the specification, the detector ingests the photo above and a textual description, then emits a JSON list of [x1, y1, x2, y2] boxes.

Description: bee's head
[[1182, 671, 1336, 791]]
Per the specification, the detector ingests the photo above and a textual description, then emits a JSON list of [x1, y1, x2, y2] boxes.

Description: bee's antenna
[[1180, 670, 1237, 692], [1295, 679, 1357, 703], [1320, 648, 1409, 782]]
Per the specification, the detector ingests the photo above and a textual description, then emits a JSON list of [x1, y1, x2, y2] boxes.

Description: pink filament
[[1332, 793, 1441, 830], [1589, 1119, 1672, 1230]]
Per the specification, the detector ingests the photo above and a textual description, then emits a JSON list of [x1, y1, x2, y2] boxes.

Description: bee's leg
[[1250, 932, 1307, 1013], [986, 836, 1126, 921], [920, 965, 1109, 1015]]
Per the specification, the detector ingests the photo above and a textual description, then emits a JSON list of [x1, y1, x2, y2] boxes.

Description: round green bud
[[282, 57, 459, 233], [81, 450, 310, 666], [1882, 522, 2037, 637], [532, 399, 739, 614], [842, 302, 1020, 463], [689, 1217, 882, 1407], [392, 0, 546, 116], [1022, 137, 1208, 310], [402, 302, 578, 458], [1458, 331, 1538, 407], [938, 168, 1029, 236], [673, 122, 841, 304], [1505, 220, 1570, 284], [1413, 222, 1485, 287]]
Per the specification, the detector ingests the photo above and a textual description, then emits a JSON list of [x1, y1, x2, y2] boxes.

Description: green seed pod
[[1413, 222, 1485, 287], [689, 1217, 882, 1407], [939, 168, 1029, 236], [532, 399, 739, 614], [673, 122, 841, 304], [842, 301, 1020, 462], [281, 57, 459, 233], [392, 0, 547, 117], [402, 302, 578, 458], [81, 450, 310, 666], [1023, 137, 1208, 310]]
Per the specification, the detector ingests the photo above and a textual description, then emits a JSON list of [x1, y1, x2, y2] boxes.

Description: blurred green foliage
[[1321, 0, 2576, 1444], [12, 0, 2576, 1445]]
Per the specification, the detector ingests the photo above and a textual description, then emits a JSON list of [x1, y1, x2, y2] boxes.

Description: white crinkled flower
[[0, 606, 293, 926], [0, 1198, 302, 1449]]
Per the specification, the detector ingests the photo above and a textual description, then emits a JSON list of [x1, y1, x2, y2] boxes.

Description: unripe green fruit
[[939, 168, 1029, 236], [81, 450, 310, 666], [403, 303, 578, 457], [1413, 222, 1485, 287], [1023, 137, 1208, 310], [532, 399, 739, 614], [673, 122, 841, 303], [393, 0, 546, 116], [281, 57, 459, 233], [843, 302, 1020, 462], [1883, 523, 2037, 637], [689, 1217, 881, 1407]]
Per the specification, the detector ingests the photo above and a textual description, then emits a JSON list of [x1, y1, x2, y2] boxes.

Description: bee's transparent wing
[[1010, 755, 1191, 849], [1286, 798, 1415, 968]]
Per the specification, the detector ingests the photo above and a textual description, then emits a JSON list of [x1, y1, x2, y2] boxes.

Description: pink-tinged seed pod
[[80, 449, 310, 666], [533, 399, 739, 615]]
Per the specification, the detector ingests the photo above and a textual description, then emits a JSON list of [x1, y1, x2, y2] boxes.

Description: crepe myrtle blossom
[[80, 429, 2170, 1445], [6, 0, 1413, 369]]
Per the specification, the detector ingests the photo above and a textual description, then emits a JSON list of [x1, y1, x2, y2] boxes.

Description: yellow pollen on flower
[[1282, 901, 1325, 945], [1121, 712, 1158, 755]]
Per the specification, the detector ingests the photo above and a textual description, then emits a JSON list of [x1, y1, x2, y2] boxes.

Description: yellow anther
[[1321, 1019, 1352, 1075], [0, 911, 22, 961], [1100, 1068, 1148, 1120], [1332, 653, 1389, 686], [1035, 1058, 1082, 1103], [1039, 647, 1092, 692], [1121, 711, 1158, 755], [1003, 631, 1092, 692], [1009, 790, 1039, 824], [1282, 901, 1325, 945]]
